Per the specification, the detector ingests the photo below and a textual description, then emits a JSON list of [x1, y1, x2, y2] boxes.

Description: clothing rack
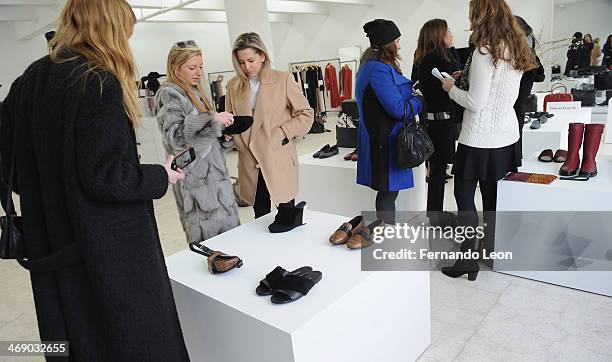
[[207, 70, 235, 112], [289, 58, 341, 113]]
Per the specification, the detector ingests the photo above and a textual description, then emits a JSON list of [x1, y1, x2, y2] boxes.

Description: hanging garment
[[340, 65, 353, 101], [325, 64, 341, 108]]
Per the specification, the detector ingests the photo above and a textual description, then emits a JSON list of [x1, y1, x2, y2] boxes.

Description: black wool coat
[[0, 56, 190, 361]]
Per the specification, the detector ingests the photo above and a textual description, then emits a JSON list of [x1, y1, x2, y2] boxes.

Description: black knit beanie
[[363, 19, 401, 47]]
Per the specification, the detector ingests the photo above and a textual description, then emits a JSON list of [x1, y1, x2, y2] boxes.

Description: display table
[[521, 107, 592, 158], [495, 152, 612, 297], [297, 148, 426, 217], [166, 210, 431, 362]]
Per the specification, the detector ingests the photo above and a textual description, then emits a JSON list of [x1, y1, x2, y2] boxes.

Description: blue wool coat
[[356, 60, 423, 191]]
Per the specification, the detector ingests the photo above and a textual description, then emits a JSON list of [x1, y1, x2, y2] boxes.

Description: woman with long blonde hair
[[225, 32, 313, 229], [157, 41, 241, 242], [0, 0, 189, 359], [440, 0, 536, 281]]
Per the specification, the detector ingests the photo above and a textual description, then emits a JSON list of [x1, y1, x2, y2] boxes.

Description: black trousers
[[253, 171, 294, 219], [375, 191, 399, 225], [453, 178, 498, 252], [426, 119, 455, 214]]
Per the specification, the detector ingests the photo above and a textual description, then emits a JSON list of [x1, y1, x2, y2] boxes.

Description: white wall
[[551, 0, 612, 69], [0, 0, 558, 101], [0, 24, 49, 99], [272, 0, 554, 75], [0, 21, 234, 100]]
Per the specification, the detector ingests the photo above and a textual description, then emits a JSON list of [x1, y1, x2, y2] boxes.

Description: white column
[[224, 0, 276, 63]]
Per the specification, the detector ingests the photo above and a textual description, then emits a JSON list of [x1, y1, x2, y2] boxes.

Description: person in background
[[602, 35, 612, 68], [0, 0, 189, 359], [156, 40, 240, 243], [440, 0, 536, 281], [580, 34, 594, 69], [565, 32, 583, 76], [591, 38, 602, 66], [413, 19, 461, 226], [225, 32, 314, 221], [513, 16, 545, 165], [356, 19, 423, 225]]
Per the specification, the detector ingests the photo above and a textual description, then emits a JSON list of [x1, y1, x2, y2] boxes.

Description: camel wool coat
[[225, 70, 314, 205]]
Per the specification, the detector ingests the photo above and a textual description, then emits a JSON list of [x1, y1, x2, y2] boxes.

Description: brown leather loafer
[[347, 220, 384, 249], [329, 216, 364, 245]]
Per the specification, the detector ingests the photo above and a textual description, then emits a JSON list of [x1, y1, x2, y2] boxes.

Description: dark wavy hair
[[414, 19, 451, 65], [359, 40, 402, 73]]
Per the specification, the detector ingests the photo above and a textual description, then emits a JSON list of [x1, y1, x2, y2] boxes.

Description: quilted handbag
[[544, 83, 573, 111]]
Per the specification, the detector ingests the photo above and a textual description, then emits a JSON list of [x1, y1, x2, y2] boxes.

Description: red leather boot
[[559, 123, 585, 176], [579, 124, 605, 177]]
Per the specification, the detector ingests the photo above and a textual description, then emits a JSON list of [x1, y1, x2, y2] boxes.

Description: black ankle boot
[[268, 201, 306, 233], [441, 259, 480, 281]]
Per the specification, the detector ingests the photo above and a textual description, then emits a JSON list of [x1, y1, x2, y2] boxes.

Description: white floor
[[1, 119, 611, 362]]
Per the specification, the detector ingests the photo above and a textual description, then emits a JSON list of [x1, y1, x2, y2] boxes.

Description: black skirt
[[452, 143, 519, 181]]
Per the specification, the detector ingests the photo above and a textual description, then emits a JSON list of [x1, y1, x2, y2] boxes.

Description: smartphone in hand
[[171, 147, 196, 171]]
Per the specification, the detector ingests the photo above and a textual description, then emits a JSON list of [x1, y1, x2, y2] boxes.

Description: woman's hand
[[214, 112, 234, 127], [164, 155, 186, 184], [452, 71, 462, 80], [441, 78, 455, 93]]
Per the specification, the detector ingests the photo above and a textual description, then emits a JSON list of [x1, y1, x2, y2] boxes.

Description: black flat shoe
[[318, 145, 339, 159], [223, 116, 253, 135], [268, 201, 307, 233], [256, 266, 313, 296], [313, 144, 331, 158], [271, 270, 323, 304]]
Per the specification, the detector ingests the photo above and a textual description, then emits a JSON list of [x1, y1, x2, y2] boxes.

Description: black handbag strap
[[3, 120, 17, 215], [403, 99, 416, 126]]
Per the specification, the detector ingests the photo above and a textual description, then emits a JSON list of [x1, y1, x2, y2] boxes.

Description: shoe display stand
[[521, 107, 592, 159], [495, 151, 612, 297], [166, 210, 431, 362], [297, 148, 427, 217]]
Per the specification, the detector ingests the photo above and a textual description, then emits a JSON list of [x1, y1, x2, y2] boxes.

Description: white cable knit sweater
[[449, 48, 522, 149]]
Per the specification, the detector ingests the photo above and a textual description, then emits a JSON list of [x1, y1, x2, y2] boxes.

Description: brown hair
[[230, 32, 273, 100], [165, 43, 214, 113], [50, 0, 141, 126], [414, 19, 450, 65], [469, 0, 536, 72], [359, 40, 402, 73]]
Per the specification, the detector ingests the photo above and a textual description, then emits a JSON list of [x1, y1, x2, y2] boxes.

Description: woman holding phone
[[157, 40, 241, 242]]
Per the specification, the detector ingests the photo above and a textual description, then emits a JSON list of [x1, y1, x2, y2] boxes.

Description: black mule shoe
[[256, 266, 313, 296], [268, 201, 307, 233], [441, 260, 479, 281]]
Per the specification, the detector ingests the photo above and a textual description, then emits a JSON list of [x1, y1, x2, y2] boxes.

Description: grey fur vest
[[156, 82, 240, 242]]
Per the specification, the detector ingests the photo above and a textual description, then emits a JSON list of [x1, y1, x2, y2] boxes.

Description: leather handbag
[[571, 88, 596, 106], [544, 83, 573, 111], [0, 125, 25, 260], [594, 72, 612, 91], [397, 100, 434, 169]]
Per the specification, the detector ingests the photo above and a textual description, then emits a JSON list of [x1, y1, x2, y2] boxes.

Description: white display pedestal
[[135, 116, 166, 164], [602, 103, 612, 144], [166, 210, 431, 362], [297, 148, 427, 217], [495, 152, 612, 297], [521, 107, 592, 158]]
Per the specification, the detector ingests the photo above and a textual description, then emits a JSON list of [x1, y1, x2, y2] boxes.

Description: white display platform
[[495, 152, 612, 297], [602, 102, 612, 144], [135, 116, 166, 164], [297, 148, 426, 217], [521, 107, 592, 158], [166, 210, 431, 362]]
